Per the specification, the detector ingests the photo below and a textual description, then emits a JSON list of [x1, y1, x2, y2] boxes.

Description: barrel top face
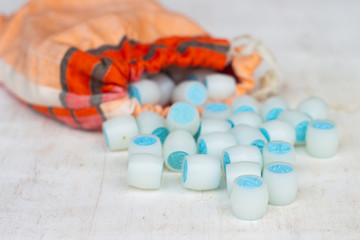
[[198, 139, 207, 154], [187, 85, 206, 106], [133, 136, 157, 146], [267, 164, 294, 174], [312, 121, 334, 130], [168, 151, 188, 170], [223, 152, 231, 172], [170, 103, 195, 124], [266, 108, 283, 121], [235, 105, 255, 113], [182, 160, 188, 183], [128, 86, 141, 103], [104, 129, 110, 147], [186, 74, 198, 81], [267, 142, 291, 154], [152, 127, 169, 144], [236, 176, 263, 189], [194, 124, 201, 141], [205, 103, 229, 112], [295, 120, 309, 142], [259, 128, 270, 142], [251, 139, 265, 153]]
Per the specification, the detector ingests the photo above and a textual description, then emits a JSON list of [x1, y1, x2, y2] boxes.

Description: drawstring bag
[[0, 0, 281, 130]]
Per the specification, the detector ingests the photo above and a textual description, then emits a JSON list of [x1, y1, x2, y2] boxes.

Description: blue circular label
[[205, 103, 229, 112], [227, 119, 235, 128], [152, 127, 169, 144], [133, 136, 157, 146], [266, 108, 283, 121], [186, 74, 198, 81], [168, 151, 188, 170], [234, 105, 255, 113], [187, 84, 206, 106], [182, 159, 188, 183], [267, 142, 291, 154], [103, 129, 110, 147], [295, 120, 309, 142], [223, 152, 231, 173], [128, 86, 141, 103], [259, 128, 270, 142], [170, 103, 195, 124], [312, 121, 334, 130], [198, 139, 207, 154], [251, 139, 265, 153], [268, 164, 293, 174], [237, 176, 263, 189], [194, 124, 201, 141]]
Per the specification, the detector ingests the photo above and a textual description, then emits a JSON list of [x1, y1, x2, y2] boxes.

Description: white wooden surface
[[1, 0, 360, 239]]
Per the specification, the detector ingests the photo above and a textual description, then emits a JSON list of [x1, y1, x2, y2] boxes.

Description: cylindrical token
[[128, 135, 162, 157], [127, 153, 163, 190], [186, 68, 216, 82], [226, 162, 262, 195], [231, 96, 260, 114], [230, 124, 267, 152], [227, 112, 263, 128], [197, 132, 237, 159], [197, 118, 232, 138], [166, 102, 200, 136], [222, 144, 262, 173], [261, 96, 289, 121], [136, 111, 169, 144], [263, 141, 295, 167], [306, 120, 338, 158], [128, 79, 161, 105], [102, 115, 139, 151], [150, 73, 176, 106], [263, 162, 297, 206], [163, 130, 197, 171], [182, 154, 221, 191], [202, 103, 232, 120], [259, 120, 296, 146], [231, 175, 268, 220], [172, 82, 207, 106], [204, 73, 236, 101], [296, 96, 328, 120], [278, 110, 311, 145]]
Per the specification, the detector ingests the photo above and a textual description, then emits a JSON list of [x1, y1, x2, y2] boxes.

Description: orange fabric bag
[[0, 0, 262, 130]]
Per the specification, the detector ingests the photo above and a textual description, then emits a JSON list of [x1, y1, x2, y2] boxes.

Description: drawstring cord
[[228, 35, 283, 100]]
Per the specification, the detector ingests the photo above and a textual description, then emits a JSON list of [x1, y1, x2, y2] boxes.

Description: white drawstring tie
[[228, 35, 283, 100]]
